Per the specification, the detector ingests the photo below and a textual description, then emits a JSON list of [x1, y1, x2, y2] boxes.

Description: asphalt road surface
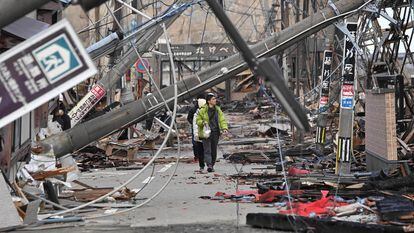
[[15, 144, 287, 232]]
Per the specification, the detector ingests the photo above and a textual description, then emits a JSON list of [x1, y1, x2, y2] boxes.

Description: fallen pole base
[[246, 213, 408, 233]]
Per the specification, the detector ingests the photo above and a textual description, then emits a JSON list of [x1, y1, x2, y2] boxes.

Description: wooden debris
[[72, 187, 136, 202], [30, 166, 75, 180]]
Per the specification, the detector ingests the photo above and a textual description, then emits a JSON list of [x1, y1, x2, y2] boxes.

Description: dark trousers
[[194, 141, 205, 168], [203, 131, 220, 168], [191, 128, 196, 158]]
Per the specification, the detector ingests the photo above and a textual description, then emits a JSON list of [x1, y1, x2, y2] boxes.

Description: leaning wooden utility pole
[[315, 49, 333, 152], [336, 22, 358, 175], [41, 0, 368, 158]]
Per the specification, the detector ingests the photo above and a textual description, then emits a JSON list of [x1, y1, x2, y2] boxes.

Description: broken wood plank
[[73, 188, 113, 202], [72, 180, 95, 189], [12, 182, 28, 205], [30, 166, 76, 180], [73, 187, 136, 202]]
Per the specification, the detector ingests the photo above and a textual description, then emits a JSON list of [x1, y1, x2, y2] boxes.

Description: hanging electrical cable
[[34, 1, 182, 220], [258, 86, 305, 233], [77, 2, 125, 34], [84, 19, 181, 220], [187, 5, 194, 43], [195, 11, 209, 72], [211, 0, 260, 54]]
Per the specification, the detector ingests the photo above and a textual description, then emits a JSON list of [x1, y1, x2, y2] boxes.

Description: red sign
[[68, 83, 106, 125], [341, 84, 354, 97], [91, 84, 105, 98], [320, 96, 328, 106]]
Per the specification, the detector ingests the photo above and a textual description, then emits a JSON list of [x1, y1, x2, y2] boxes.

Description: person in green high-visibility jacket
[[196, 93, 228, 172]]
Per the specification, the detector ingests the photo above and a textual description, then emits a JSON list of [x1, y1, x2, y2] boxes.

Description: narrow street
[[15, 147, 281, 232], [1, 0, 414, 232]]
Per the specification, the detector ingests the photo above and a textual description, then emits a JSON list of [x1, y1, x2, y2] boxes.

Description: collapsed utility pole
[[69, 0, 191, 125], [205, 0, 309, 131], [41, 0, 368, 158], [336, 22, 358, 175]]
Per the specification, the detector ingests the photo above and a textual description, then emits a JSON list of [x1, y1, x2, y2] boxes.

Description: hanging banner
[[316, 50, 333, 145], [0, 19, 96, 129], [318, 50, 333, 111], [68, 83, 106, 125]]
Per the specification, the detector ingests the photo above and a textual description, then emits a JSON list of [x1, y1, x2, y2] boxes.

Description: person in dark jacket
[[187, 94, 206, 162], [52, 100, 71, 131], [187, 98, 199, 161], [192, 98, 206, 171], [196, 93, 228, 172]]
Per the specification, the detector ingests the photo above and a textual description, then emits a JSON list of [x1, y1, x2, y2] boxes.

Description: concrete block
[[0, 173, 22, 230]]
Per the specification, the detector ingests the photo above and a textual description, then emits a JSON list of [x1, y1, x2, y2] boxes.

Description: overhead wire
[[197, 0, 259, 42], [217, 139, 245, 230], [187, 5, 194, 43], [259, 87, 302, 233], [76, 0, 166, 34], [77, 3, 126, 34], [200, 0, 260, 64], [195, 11, 209, 72], [85, 18, 181, 219], [115, 0, 181, 112], [216, 0, 259, 41], [85, 10, 105, 39], [147, 1, 374, 116], [130, 153, 156, 197], [260, 1, 283, 38], [296, 59, 342, 104], [79, 13, 134, 34]]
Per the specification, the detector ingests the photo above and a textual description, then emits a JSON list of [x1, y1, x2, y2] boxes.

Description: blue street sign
[[341, 97, 353, 109]]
